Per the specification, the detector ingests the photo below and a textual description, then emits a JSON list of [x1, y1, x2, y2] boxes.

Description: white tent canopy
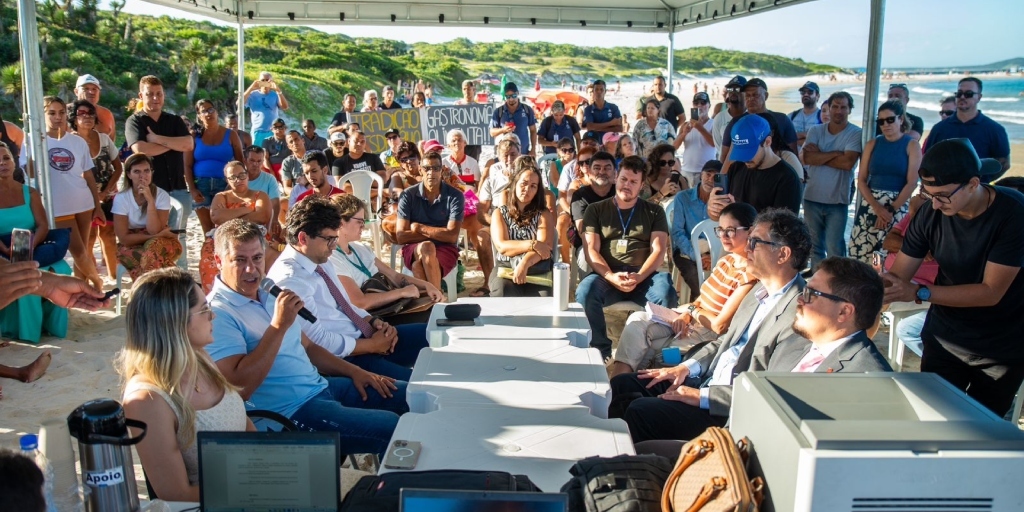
[[138, 0, 814, 32]]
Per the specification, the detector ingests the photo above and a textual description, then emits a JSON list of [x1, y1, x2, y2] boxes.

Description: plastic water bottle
[[21, 434, 59, 512]]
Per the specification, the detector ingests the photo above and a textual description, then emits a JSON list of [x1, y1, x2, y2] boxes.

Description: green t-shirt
[[582, 197, 668, 269]]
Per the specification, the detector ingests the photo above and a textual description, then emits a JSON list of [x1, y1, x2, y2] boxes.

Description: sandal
[[469, 286, 490, 297]]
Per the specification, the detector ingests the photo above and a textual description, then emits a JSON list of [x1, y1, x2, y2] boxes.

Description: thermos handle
[[85, 419, 147, 446]]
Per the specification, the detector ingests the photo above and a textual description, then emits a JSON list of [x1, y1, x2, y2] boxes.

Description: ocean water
[[782, 77, 1024, 142]]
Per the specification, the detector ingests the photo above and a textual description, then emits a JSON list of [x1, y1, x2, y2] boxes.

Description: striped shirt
[[692, 253, 756, 316]]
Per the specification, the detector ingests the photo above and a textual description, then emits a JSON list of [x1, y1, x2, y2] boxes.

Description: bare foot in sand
[[20, 351, 52, 383]]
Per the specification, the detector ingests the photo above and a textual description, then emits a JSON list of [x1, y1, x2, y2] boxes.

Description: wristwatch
[[915, 285, 931, 304]]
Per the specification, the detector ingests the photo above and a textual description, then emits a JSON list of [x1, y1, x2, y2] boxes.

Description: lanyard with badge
[[335, 245, 372, 278], [613, 198, 635, 257]]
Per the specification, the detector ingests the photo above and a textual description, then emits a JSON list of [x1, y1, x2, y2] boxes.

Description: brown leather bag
[[661, 427, 764, 512]]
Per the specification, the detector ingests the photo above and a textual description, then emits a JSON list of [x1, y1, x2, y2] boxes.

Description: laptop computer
[[399, 488, 568, 512], [197, 431, 341, 512]]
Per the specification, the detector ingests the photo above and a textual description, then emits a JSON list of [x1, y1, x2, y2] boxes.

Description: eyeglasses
[[713, 226, 750, 238], [199, 108, 215, 115], [558, 147, 576, 153], [939, 110, 956, 117], [920, 182, 967, 205], [75, 110, 95, 117], [578, 159, 591, 166], [800, 286, 849, 304], [400, 156, 419, 163], [225, 173, 248, 182], [313, 234, 339, 246], [348, 216, 366, 227], [746, 236, 781, 251], [875, 116, 898, 126], [658, 159, 675, 167], [190, 303, 214, 320], [422, 165, 442, 172], [955, 90, 978, 99]]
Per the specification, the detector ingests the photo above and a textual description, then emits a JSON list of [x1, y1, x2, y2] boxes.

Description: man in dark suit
[[767, 257, 891, 374], [608, 208, 811, 442]]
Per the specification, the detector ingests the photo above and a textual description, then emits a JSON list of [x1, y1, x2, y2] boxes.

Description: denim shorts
[[193, 177, 228, 209]]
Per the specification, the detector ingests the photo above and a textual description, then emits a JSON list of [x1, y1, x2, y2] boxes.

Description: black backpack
[[339, 469, 541, 511], [561, 454, 674, 512]]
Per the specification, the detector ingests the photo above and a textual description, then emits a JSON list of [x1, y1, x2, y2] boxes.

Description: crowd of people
[[1, 68, 1022, 502]]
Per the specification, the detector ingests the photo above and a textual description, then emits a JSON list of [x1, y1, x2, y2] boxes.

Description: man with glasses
[[634, 75, 686, 131], [937, 96, 956, 123], [267, 196, 428, 377], [261, 118, 291, 182], [576, 156, 677, 360], [670, 160, 719, 302], [789, 81, 821, 148], [581, 79, 623, 145], [711, 76, 747, 160], [395, 151, 465, 292], [883, 138, 1024, 417], [801, 91, 863, 270], [208, 218, 407, 460], [328, 94, 358, 136], [707, 115, 803, 221], [720, 77, 798, 167], [295, 151, 344, 202], [875, 84, 924, 141], [300, 119, 327, 152], [326, 131, 346, 167], [923, 78, 1010, 177], [608, 208, 810, 442], [490, 82, 538, 156]]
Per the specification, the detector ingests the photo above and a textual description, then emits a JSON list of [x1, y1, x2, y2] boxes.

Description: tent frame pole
[[17, 0, 54, 228], [666, 10, 676, 94], [855, 0, 886, 213], [237, 3, 246, 131]]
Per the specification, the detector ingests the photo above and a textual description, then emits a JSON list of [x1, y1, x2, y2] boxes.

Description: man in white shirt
[[266, 196, 428, 381]]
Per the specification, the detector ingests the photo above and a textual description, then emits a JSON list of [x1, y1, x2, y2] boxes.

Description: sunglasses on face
[[578, 159, 591, 166], [422, 165, 442, 172], [505, 94, 517, 99], [75, 110, 95, 117], [725, 87, 741, 93], [559, 147, 576, 153], [800, 286, 849, 304], [400, 156, 419, 164], [876, 116, 898, 126], [199, 108, 215, 115], [955, 90, 978, 99], [746, 236, 781, 251], [713, 226, 749, 238], [939, 110, 956, 117], [658, 159, 675, 167]]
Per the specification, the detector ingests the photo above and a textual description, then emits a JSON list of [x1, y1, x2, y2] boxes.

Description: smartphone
[[872, 251, 885, 273], [437, 319, 475, 327], [102, 288, 121, 301], [690, 107, 699, 120], [713, 173, 729, 194], [668, 173, 683, 187], [10, 228, 32, 263], [382, 440, 421, 470]]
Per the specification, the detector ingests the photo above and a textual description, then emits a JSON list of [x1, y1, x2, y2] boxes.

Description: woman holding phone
[[112, 153, 182, 281]]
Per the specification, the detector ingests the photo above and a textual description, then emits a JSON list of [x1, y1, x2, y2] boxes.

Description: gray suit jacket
[[686, 276, 806, 417], [767, 331, 893, 373]]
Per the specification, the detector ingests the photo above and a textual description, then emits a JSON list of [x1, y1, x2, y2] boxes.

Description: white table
[[379, 406, 634, 491], [425, 297, 591, 348], [407, 342, 611, 417]]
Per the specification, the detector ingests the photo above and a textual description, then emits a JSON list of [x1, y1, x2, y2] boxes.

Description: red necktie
[[314, 265, 375, 338]]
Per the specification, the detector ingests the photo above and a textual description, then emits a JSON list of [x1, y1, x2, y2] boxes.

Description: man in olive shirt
[[576, 156, 678, 359]]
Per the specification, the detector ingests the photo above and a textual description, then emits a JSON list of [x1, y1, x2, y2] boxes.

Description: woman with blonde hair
[[120, 268, 251, 501]]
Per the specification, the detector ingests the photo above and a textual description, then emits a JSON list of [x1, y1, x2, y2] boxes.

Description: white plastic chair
[[336, 170, 386, 259], [390, 242, 458, 303], [690, 219, 722, 284], [116, 198, 184, 314], [880, 301, 929, 371]]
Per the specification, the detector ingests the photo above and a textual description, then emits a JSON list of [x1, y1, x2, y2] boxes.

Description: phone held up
[[712, 173, 729, 195], [10, 228, 32, 263], [690, 107, 699, 121]]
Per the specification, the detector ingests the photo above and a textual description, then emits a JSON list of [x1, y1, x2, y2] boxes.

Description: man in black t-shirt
[[884, 138, 1024, 417], [634, 75, 686, 131], [332, 131, 385, 182], [570, 151, 617, 251], [720, 78, 799, 168], [707, 115, 802, 221], [576, 156, 678, 359], [328, 94, 357, 136], [124, 75, 194, 266]]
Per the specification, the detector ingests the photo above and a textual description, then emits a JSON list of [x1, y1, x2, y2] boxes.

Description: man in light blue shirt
[[206, 218, 407, 457], [244, 71, 289, 147], [244, 146, 282, 240], [609, 208, 810, 442]]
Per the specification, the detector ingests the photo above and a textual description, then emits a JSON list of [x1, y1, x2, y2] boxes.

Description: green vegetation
[[0, 3, 842, 141]]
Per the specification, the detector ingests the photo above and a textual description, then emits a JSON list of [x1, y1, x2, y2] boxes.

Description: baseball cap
[[272, 118, 286, 127], [920, 138, 1003, 186], [693, 92, 710, 103], [504, 82, 519, 95], [422, 139, 445, 154], [383, 85, 394, 92], [725, 76, 748, 89], [76, 74, 101, 89], [329, 132, 346, 142], [728, 115, 771, 163], [551, 100, 566, 111], [799, 81, 820, 94], [603, 132, 623, 145], [702, 160, 723, 173], [384, 128, 400, 140], [742, 78, 768, 92]]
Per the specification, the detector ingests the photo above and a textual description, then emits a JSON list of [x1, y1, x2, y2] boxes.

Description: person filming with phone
[[707, 114, 803, 221], [244, 72, 289, 147]]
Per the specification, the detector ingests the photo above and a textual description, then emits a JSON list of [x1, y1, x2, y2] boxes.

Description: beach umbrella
[[525, 89, 587, 116]]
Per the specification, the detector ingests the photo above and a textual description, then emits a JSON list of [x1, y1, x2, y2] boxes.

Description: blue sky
[[114, 0, 1022, 69]]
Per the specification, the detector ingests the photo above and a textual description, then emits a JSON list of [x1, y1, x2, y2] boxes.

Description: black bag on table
[[339, 469, 541, 512], [560, 454, 674, 512]]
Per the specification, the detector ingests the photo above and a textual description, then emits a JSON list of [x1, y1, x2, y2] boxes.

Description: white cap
[[76, 74, 101, 89], [329, 132, 347, 142]]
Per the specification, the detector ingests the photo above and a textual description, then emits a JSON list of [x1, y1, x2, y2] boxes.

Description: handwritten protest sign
[[348, 109, 424, 153], [422, 105, 493, 146]]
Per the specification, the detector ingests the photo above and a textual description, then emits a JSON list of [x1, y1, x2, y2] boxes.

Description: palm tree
[[180, 37, 206, 103], [2, 63, 22, 96], [48, 68, 78, 102]]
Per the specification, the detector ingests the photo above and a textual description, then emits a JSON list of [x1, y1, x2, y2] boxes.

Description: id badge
[[614, 239, 628, 256]]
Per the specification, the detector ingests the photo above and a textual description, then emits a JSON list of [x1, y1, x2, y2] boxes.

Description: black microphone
[[260, 278, 317, 323]]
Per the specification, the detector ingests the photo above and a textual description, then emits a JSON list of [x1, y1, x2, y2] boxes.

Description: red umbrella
[[525, 90, 587, 116]]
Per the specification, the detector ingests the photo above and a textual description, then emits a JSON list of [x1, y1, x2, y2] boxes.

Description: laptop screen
[[400, 489, 568, 512], [197, 431, 340, 512]]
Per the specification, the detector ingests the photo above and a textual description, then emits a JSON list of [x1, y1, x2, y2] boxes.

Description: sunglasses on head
[[875, 116, 898, 126], [955, 90, 978, 99]]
